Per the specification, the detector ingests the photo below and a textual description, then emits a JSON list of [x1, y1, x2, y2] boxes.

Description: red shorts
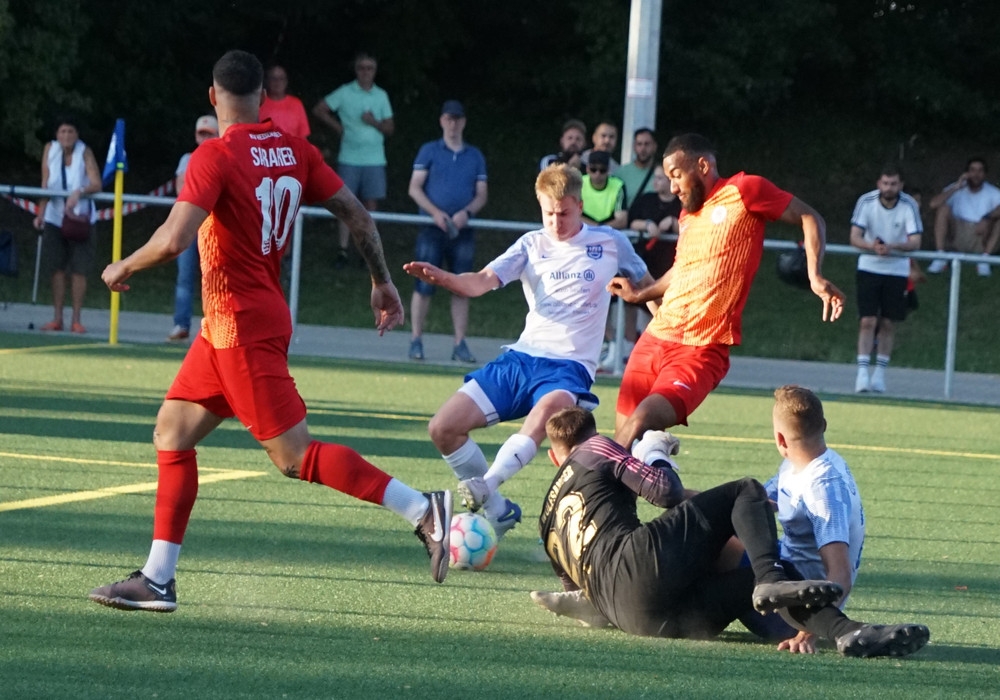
[[165, 334, 306, 441], [616, 334, 730, 426]]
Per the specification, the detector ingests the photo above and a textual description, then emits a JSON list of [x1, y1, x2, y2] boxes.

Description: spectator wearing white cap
[[166, 114, 218, 342]]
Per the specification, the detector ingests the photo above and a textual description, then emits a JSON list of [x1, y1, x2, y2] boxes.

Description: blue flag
[[102, 118, 127, 187]]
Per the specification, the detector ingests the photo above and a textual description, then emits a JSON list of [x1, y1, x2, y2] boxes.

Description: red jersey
[[178, 120, 343, 348], [646, 172, 793, 346]]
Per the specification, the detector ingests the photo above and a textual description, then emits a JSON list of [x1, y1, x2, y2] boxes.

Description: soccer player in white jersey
[[763, 384, 865, 653], [404, 163, 652, 536]]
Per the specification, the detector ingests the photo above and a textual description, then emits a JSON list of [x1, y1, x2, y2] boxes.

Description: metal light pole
[[619, 0, 662, 164]]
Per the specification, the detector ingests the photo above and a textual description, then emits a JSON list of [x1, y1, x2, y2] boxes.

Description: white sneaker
[[855, 366, 871, 393], [456, 477, 490, 512], [870, 366, 886, 393], [977, 262, 991, 277], [927, 258, 948, 274]]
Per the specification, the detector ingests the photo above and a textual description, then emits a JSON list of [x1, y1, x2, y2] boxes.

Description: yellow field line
[[0, 342, 109, 355], [0, 450, 247, 471], [0, 469, 266, 513], [306, 410, 1000, 462], [679, 433, 1000, 461]]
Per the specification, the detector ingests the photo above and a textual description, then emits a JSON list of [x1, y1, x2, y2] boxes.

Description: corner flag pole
[[104, 119, 127, 345]]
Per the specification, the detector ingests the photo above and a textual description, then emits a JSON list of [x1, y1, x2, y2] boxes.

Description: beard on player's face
[[684, 177, 707, 213]]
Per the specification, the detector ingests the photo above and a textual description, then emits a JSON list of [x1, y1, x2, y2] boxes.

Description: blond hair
[[773, 384, 825, 440], [536, 163, 583, 201]]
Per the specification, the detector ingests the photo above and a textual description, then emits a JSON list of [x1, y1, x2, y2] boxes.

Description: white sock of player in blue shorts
[[482, 433, 537, 517], [443, 437, 490, 480]]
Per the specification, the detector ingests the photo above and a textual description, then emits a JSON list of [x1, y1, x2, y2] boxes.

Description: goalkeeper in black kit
[[533, 407, 929, 658]]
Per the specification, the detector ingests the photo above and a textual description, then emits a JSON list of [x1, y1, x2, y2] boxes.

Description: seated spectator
[[627, 163, 681, 279], [581, 151, 626, 229], [616, 128, 660, 209], [580, 121, 620, 172], [598, 164, 684, 373], [927, 157, 1000, 276], [539, 119, 587, 171]]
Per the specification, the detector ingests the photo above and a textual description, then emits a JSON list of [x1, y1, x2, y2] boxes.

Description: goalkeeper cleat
[[89, 570, 177, 612], [752, 579, 842, 614], [837, 623, 930, 658]]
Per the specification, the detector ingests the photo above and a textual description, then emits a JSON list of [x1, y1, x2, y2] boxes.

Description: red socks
[[298, 440, 391, 504], [152, 450, 199, 543]]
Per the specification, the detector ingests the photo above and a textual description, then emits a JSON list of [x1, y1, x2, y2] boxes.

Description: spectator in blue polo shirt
[[407, 100, 489, 363]]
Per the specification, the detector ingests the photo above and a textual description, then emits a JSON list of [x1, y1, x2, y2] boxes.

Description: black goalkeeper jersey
[[538, 435, 683, 606]]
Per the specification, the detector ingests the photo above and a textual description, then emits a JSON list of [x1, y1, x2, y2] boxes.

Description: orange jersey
[[178, 120, 343, 348], [646, 172, 793, 346]]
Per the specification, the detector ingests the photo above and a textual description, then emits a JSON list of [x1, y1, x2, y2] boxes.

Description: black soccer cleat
[[837, 623, 930, 658], [414, 490, 452, 583], [752, 579, 843, 614], [89, 570, 177, 612]]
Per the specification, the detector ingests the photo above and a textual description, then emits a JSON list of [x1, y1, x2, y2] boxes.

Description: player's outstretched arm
[[102, 202, 207, 292], [370, 281, 405, 336], [323, 188, 393, 285], [402, 262, 499, 298], [779, 197, 845, 322], [608, 268, 669, 305]]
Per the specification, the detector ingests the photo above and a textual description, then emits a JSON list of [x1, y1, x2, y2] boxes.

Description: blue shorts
[[461, 350, 598, 424], [413, 225, 476, 296], [337, 164, 387, 202]]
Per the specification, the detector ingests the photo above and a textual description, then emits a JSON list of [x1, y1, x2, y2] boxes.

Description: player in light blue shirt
[[404, 164, 652, 537], [762, 384, 865, 653]]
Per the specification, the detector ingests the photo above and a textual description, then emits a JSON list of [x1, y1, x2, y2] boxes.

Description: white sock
[[483, 491, 509, 518], [484, 433, 538, 493], [142, 539, 182, 584], [443, 438, 489, 480], [876, 354, 890, 369], [856, 354, 870, 368], [381, 478, 429, 527]]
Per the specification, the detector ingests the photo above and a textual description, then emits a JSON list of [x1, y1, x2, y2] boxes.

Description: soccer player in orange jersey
[[608, 134, 846, 448], [89, 51, 452, 613]]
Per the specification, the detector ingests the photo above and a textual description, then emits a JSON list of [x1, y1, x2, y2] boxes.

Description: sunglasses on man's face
[[588, 166, 607, 174]]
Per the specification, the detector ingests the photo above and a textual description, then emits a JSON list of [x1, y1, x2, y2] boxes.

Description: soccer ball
[[449, 512, 498, 570]]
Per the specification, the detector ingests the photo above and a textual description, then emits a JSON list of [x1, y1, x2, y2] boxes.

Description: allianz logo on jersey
[[549, 269, 596, 281]]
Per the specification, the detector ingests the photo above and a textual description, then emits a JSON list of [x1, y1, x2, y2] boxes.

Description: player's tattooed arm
[[325, 188, 391, 284]]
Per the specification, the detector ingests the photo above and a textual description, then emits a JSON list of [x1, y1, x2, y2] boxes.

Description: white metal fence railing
[[4, 184, 995, 398]]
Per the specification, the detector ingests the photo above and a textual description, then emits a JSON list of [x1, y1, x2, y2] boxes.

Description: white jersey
[[764, 448, 865, 594], [851, 190, 922, 278], [488, 224, 647, 378], [946, 181, 1000, 223]]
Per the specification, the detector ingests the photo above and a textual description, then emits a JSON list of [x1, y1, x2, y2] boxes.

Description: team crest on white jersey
[[711, 206, 727, 224], [586, 244, 603, 260]]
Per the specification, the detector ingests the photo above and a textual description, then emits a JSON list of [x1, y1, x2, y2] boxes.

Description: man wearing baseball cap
[[406, 99, 488, 363], [166, 114, 219, 342]]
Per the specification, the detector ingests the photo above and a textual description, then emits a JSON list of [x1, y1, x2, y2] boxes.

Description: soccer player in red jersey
[[89, 50, 451, 612], [608, 134, 847, 448]]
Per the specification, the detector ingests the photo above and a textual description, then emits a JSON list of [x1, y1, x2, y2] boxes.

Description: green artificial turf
[[2, 336, 999, 699]]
